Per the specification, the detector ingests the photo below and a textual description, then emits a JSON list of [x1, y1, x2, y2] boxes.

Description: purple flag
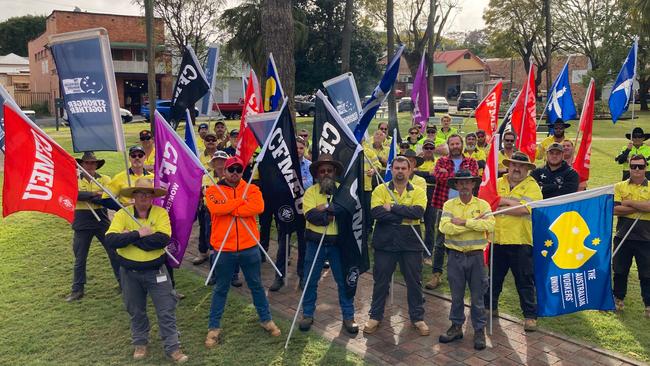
[[153, 111, 206, 267], [411, 54, 429, 131]]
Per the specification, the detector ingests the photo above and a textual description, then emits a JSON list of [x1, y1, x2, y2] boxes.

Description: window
[[134, 50, 146, 62], [463, 53, 471, 59], [41, 60, 48, 74]]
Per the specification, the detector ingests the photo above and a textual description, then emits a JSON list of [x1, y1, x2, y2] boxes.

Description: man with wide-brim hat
[[65, 151, 120, 302], [615, 127, 650, 180], [105, 178, 189, 363], [300, 153, 360, 335], [536, 119, 571, 160], [438, 170, 494, 350], [484, 151, 542, 332]]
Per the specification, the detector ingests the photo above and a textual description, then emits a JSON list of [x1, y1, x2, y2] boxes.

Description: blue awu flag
[[384, 128, 397, 182], [609, 40, 638, 123], [353, 44, 405, 142], [530, 186, 616, 317], [546, 61, 576, 123]]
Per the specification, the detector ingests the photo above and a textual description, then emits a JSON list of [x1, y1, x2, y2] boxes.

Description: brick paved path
[[183, 231, 643, 366]]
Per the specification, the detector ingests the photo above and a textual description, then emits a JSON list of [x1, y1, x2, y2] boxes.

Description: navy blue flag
[[199, 45, 219, 116], [609, 40, 638, 123], [353, 44, 405, 142], [263, 53, 284, 112], [171, 45, 210, 120], [49, 28, 125, 152], [384, 128, 397, 182], [184, 110, 198, 156], [323, 72, 363, 131], [545, 61, 576, 124], [531, 187, 616, 317]]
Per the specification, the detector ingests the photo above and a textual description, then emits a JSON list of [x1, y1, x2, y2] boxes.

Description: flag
[[573, 79, 595, 183], [2, 103, 78, 223], [411, 54, 430, 132], [323, 72, 363, 130], [171, 45, 210, 120], [263, 53, 284, 112], [545, 61, 576, 124], [153, 111, 205, 267], [478, 135, 500, 211], [236, 70, 262, 165], [531, 187, 615, 316], [184, 109, 198, 156], [496, 98, 515, 148], [511, 63, 537, 162], [257, 101, 305, 232], [609, 39, 638, 123], [383, 128, 398, 182], [199, 45, 220, 116], [353, 44, 405, 142], [314, 90, 368, 297], [475, 81, 502, 140], [48, 28, 125, 152]]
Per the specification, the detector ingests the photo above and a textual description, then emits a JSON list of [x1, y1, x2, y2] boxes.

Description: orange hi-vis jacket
[[205, 179, 265, 252]]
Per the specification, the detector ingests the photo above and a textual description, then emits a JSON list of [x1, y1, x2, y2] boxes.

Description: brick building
[[28, 10, 173, 114]]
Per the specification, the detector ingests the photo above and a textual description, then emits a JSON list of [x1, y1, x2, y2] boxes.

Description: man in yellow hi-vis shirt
[[108, 145, 154, 206], [105, 178, 188, 363], [438, 171, 494, 350]]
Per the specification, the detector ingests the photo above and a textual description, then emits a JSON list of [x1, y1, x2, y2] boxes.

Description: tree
[[445, 30, 490, 57], [341, 0, 355, 73], [220, 1, 266, 79], [0, 15, 46, 56]]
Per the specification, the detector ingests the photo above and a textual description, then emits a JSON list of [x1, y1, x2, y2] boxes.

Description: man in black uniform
[[531, 142, 579, 198]]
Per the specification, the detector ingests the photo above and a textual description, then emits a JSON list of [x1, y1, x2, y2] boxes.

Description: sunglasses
[[140, 136, 152, 141], [630, 164, 647, 170], [504, 139, 515, 143], [299, 134, 308, 138], [423, 146, 435, 150], [227, 166, 243, 173], [379, 128, 388, 131], [476, 134, 485, 138], [130, 153, 144, 158], [632, 135, 644, 139], [205, 138, 217, 143], [318, 168, 334, 174], [409, 131, 419, 135]]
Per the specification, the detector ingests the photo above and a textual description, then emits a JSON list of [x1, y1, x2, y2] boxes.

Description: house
[[28, 10, 174, 114], [0, 53, 30, 93]]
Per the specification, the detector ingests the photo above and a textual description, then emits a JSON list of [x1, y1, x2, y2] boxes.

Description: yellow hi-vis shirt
[[494, 175, 542, 245], [371, 181, 427, 226], [614, 179, 650, 221], [106, 205, 171, 262], [410, 174, 427, 192], [108, 169, 154, 206], [303, 183, 339, 235], [144, 147, 156, 168], [363, 147, 382, 191], [536, 135, 567, 160], [464, 148, 487, 175], [439, 196, 495, 251], [77, 173, 112, 210]]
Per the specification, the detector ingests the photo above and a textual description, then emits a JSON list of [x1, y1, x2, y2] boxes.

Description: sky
[[0, 0, 487, 33]]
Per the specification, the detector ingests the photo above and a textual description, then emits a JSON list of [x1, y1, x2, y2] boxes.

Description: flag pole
[[286, 233, 290, 287], [612, 215, 640, 259], [631, 37, 638, 127], [205, 217, 236, 285], [489, 239, 494, 335]]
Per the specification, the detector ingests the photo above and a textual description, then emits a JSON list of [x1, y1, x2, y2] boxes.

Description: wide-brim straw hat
[[502, 151, 536, 170], [310, 153, 344, 177], [120, 178, 167, 198], [75, 151, 105, 169]]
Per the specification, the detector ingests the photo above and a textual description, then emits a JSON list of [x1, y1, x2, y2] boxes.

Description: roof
[[434, 49, 487, 69], [0, 53, 29, 66]]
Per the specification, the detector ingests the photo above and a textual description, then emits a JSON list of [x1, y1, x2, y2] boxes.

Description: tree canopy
[[0, 15, 46, 57]]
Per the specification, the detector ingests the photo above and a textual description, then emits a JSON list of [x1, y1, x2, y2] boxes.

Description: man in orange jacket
[[203, 156, 281, 348]]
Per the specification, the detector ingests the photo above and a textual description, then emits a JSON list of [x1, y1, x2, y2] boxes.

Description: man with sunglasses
[[536, 119, 570, 161], [615, 127, 650, 180], [406, 126, 422, 152], [498, 131, 518, 177], [613, 155, 650, 317], [377, 121, 392, 147], [476, 129, 489, 155], [414, 139, 437, 261], [108, 145, 154, 206], [204, 156, 281, 347], [139, 130, 156, 171], [200, 132, 220, 170]]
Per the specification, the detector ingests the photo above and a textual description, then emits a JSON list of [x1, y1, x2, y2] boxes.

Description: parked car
[[141, 100, 199, 129], [212, 101, 245, 120], [457, 91, 479, 110], [432, 96, 450, 113], [63, 108, 133, 124], [398, 97, 414, 112], [295, 97, 315, 117]]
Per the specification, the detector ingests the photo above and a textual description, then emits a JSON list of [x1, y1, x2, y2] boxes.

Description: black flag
[[313, 90, 369, 297], [256, 104, 305, 232], [171, 45, 209, 120]]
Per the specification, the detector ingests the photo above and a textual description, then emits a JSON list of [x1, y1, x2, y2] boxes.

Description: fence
[[13, 92, 51, 110]]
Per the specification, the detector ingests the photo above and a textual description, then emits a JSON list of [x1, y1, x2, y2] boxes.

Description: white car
[[432, 96, 449, 113], [62, 107, 133, 123]]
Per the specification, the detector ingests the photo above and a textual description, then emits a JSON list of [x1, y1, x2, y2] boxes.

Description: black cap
[[230, 129, 239, 137], [129, 145, 145, 154], [198, 123, 209, 130]]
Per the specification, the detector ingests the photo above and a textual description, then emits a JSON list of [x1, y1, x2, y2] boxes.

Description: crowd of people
[[67, 115, 650, 361]]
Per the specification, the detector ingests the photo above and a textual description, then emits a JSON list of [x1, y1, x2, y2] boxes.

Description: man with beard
[[364, 156, 429, 336], [536, 119, 570, 160], [200, 133, 220, 170], [464, 132, 486, 174], [484, 152, 542, 332], [438, 170, 494, 350], [531, 143, 579, 199], [498, 131, 518, 177], [213, 120, 229, 150], [196, 122, 209, 151], [299, 154, 359, 335], [426, 135, 478, 290]]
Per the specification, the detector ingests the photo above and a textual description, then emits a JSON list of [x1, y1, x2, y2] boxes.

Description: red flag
[[478, 135, 501, 211], [236, 70, 262, 165], [475, 81, 502, 139], [2, 104, 78, 223], [573, 78, 595, 183], [511, 64, 537, 162]]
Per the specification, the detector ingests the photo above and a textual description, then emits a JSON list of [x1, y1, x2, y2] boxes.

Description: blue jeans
[[302, 241, 355, 320], [208, 247, 272, 329]]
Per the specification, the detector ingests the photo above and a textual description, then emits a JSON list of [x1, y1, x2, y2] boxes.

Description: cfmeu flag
[[545, 61, 576, 124], [511, 63, 537, 162], [478, 135, 500, 211], [609, 39, 638, 123], [236, 69, 262, 164], [2, 103, 78, 223], [264, 53, 284, 112], [353, 44, 405, 142], [153, 111, 205, 267], [531, 186, 616, 316], [314, 90, 369, 297], [573, 79, 595, 183], [475, 81, 502, 140], [171, 45, 210, 120], [48, 28, 125, 153]]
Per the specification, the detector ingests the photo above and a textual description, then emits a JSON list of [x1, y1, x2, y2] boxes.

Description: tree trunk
[[544, 0, 552, 93], [340, 0, 354, 73], [386, 0, 399, 137], [427, 0, 436, 115], [262, 0, 296, 121], [640, 79, 649, 111]]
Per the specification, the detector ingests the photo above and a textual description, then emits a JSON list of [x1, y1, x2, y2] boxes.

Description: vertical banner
[[474, 81, 502, 140], [200, 45, 220, 116], [264, 53, 285, 112], [171, 45, 210, 120], [411, 54, 429, 131], [48, 28, 125, 152], [323, 72, 363, 130], [609, 39, 638, 124], [573, 79, 595, 183]]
